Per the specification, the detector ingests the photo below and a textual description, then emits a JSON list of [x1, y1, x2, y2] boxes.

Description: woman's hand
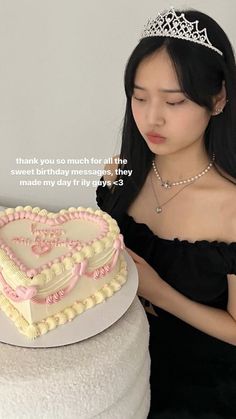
[[126, 248, 162, 304], [126, 250, 236, 346]]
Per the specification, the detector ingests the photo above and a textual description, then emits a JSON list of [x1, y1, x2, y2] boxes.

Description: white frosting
[[0, 207, 127, 338]]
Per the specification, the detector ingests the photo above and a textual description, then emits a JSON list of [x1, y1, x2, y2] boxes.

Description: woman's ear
[[212, 81, 227, 116]]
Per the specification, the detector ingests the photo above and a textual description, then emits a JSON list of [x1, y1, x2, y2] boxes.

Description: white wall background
[[0, 0, 235, 211]]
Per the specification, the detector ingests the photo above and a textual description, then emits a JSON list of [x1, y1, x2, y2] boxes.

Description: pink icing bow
[[113, 234, 124, 251], [15, 285, 37, 300]]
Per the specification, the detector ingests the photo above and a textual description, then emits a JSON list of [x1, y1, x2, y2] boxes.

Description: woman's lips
[[146, 133, 166, 144]]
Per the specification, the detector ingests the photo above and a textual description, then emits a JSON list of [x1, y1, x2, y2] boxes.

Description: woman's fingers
[[126, 247, 145, 263]]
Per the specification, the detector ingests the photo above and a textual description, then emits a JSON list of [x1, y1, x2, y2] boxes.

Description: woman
[[96, 7, 236, 418]]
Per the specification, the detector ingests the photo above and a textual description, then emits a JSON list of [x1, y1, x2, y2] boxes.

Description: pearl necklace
[[152, 153, 215, 189], [150, 173, 194, 214]]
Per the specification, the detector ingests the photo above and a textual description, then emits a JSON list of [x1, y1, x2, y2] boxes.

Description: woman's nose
[[146, 103, 165, 126]]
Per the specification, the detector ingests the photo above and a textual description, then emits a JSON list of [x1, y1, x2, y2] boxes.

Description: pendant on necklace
[[161, 180, 171, 189], [156, 207, 162, 214]]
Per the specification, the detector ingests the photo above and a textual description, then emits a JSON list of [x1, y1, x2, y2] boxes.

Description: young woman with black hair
[[96, 8, 236, 418]]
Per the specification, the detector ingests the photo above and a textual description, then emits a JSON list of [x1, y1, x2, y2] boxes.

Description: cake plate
[[0, 251, 138, 348]]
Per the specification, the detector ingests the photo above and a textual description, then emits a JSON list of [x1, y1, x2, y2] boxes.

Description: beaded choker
[[152, 154, 215, 189]]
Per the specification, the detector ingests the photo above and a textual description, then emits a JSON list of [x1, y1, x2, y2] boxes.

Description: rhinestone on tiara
[[140, 7, 223, 56]]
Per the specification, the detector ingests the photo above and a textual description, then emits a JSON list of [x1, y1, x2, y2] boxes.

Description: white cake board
[[0, 251, 138, 348]]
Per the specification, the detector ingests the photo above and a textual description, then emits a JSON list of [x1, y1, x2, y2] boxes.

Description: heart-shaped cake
[[0, 206, 127, 339]]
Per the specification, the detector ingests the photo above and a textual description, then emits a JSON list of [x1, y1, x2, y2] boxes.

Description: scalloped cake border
[[0, 254, 128, 340]]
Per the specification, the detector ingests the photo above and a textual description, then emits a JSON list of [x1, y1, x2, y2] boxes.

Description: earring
[[213, 107, 223, 115], [213, 98, 229, 116]]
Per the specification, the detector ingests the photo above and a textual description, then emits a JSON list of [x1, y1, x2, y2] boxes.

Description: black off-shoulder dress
[[96, 182, 236, 419]]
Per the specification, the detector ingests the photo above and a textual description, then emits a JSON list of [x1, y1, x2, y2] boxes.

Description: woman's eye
[[133, 96, 146, 102], [167, 100, 186, 106]]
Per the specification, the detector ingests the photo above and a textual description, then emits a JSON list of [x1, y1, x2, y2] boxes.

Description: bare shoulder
[[214, 173, 236, 239], [226, 183, 236, 236], [219, 176, 236, 208], [103, 155, 119, 188]]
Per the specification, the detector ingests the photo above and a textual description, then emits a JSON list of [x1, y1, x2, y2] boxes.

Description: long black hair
[[105, 9, 236, 216]]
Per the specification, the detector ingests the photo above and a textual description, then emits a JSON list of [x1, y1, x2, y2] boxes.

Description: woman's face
[[131, 48, 211, 156]]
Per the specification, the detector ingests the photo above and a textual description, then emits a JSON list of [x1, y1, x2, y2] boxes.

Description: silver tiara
[[140, 7, 223, 56]]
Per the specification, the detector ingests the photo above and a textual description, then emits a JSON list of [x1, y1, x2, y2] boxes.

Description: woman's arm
[[128, 248, 236, 346]]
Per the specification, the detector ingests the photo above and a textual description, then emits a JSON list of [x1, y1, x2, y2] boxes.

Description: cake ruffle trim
[[0, 254, 127, 340]]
